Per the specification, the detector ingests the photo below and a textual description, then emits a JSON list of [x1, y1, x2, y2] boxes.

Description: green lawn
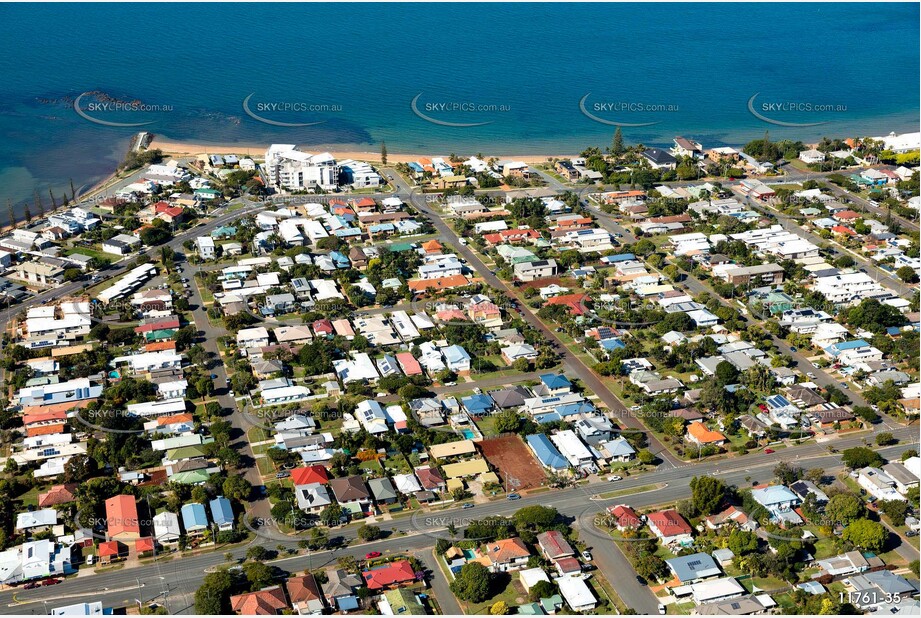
[[462, 572, 527, 614]]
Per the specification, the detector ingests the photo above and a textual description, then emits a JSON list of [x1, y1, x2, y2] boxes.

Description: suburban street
[[3, 433, 915, 615]]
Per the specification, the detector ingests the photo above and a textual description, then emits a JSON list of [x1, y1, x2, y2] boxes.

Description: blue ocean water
[[0, 3, 917, 211]]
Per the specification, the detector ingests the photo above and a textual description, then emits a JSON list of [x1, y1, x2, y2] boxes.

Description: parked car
[[581, 550, 593, 561], [462, 503, 474, 509], [764, 448, 775, 454], [658, 604, 667, 615], [365, 551, 382, 559], [24, 583, 38, 590], [789, 346, 797, 352], [86, 554, 94, 565], [275, 471, 290, 479], [507, 493, 521, 501], [607, 475, 622, 482]]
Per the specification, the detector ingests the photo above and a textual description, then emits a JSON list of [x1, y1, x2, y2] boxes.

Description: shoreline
[[149, 137, 573, 165]]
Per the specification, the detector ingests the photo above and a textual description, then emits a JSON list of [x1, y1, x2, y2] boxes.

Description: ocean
[[0, 2, 917, 213]]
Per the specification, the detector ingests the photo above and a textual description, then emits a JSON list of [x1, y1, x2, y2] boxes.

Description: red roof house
[[362, 560, 416, 590], [291, 465, 329, 486]]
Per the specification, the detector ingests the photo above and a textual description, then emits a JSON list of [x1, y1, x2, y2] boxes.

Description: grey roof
[[324, 569, 362, 598], [367, 477, 398, 502], [882, 463, 919, 487], [695, 596, 765, 615], [851, 571, 919, 597], [665, 552, 722, 583], [489, 385, 531, 408]]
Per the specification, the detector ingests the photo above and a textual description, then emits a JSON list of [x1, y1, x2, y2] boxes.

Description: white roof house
[[333, 352, 380, 384], [153, 511, 181, 544], [550, 430, 596, 469], [556, 575, 597, 612], [15, 509, 57, 531]]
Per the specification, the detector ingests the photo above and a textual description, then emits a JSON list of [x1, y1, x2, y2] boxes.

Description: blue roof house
[[461, 394, 494, 416], [209, 496, 234, 531], [540, 374, 572, 395], [180, 503, 209, 535], [825, 340, 869, 358], [526, 434, 570, 471]]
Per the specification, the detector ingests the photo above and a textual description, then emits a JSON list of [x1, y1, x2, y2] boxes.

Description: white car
[[608, 475, 623, 482]]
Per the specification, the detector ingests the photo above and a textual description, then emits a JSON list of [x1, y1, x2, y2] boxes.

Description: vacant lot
[[478, 434, 547, 491]]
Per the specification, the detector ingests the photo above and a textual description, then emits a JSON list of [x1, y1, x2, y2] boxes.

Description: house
[[362, 559, 416, 590], [415, 467, 446, 493], [704, 506, 754, 531], [599, 437, 636, 462], [476, 537, 531, 572], [514, 259, 558, 282], [666, 553, 722, 584], [328, 476, 372, 516], [520, 567, 552, 593], [647, 509, 693, 548], [751, 485, 802, 525], [324, 569, 362, 612], [501, 343, 539, 365], [556, 575, 597, 612], [857, 467, 904, 502], [882, 462, 920, 495], [536, 530, 575, 561], [15, 509, 57, 533], [287, 573, 325, 615], [442, 344, 471, 374], [210, 496, 234, 531], [686, 422, 727, 447], [230, 585, 289, 615], [537, 374, 571, 396], [799, 149, 825, 164], [642, 148, 678, 170], [294, 483, 333, 515], [153, 511, 181, 546], [180, 503, 209, 535], [105, 495, 140, 540], [607, 504, 642, 531], [789, 480, 829, 506], [380, 587, 425, 615], [367, 477, 398, 505], [37, 484, 77, 508], [526, 433, 570, 472]]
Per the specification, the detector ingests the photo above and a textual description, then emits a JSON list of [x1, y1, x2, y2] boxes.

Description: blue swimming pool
[[460, 429, 476, 440]]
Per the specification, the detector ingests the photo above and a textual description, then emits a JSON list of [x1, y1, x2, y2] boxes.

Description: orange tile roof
[[291, 465, 329, 486], [26, 423, 67, 437], [97, 540, 122, 557], [135, 537, 155, 552], [38, 484, 77, 508], [482, 537, 531, 564], [22, 409, 68, 426], [687, 421, 726, 444], [157, 413, 194, 426], [145, 341, 177, 352], [105, 495, 140, 537], [230, 586, 288, 615], [407, 275, 470, 292], [22, 400, 90, 418]]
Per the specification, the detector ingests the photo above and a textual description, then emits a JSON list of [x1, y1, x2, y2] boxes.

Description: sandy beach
[[149, 137, 572, 165]]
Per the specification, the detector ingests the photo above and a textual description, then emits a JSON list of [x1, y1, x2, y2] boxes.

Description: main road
[[3, 429, 916, 615]]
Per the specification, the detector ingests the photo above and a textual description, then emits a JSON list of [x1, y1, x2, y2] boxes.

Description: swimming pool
[[459, 429, 476, 440]]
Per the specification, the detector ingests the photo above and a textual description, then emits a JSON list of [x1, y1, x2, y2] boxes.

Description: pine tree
[[380, 141, 388, 165], [69, 178, 77, 202], [23, 203, 31, 223], [612, 127, 624, 156], [7, 200, 14, 230], [49, 189, 56, 209], [33, 190, 44, 217]]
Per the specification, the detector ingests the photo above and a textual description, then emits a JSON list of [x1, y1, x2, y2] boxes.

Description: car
[[228, 391, 235, 397], [443, 382, 456, 387], [811, 362, 820, 368], [581, 550, 593, 561], [365, 551, 382, 559], [86, 554, 94, 565], [764, 448, 775, 454], [607, 475, 622, 482], [462, 502, 475, 509], [839, 382, 848, 389], [23, 583, 38, 590], [507, 493, 521, 500], [211, 374, 218, 379], [807, 372, 816, 379], [906, 530, 919, 537], [789, 346, 797, 352], [42, 578, 61, 586], [275, 471, 290, 479], [658, 604, 667, 615]]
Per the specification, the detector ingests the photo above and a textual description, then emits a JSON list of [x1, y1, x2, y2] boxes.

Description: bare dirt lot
[[478, 434, 547, 492]]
